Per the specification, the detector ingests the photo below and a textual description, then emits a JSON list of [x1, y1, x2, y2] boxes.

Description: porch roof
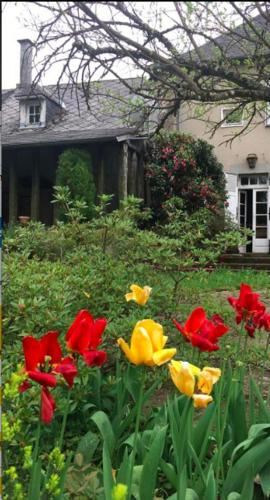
[[2, 77, 145, 147]]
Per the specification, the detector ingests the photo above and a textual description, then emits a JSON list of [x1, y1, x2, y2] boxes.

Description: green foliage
[[145, 131, 227, 221], [52, 185, 89, 223], [55, 148, 95, 220], [3, 203, 270, 499]]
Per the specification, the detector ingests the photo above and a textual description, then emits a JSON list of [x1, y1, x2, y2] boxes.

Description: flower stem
[[127, 369, 145, 500], [59, 390, 71, 451]]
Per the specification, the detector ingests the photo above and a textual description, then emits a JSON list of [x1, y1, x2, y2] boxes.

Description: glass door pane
[[255, 191, 268, 238]]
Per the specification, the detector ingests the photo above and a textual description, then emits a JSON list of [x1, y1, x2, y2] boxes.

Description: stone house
[[2, 40, 147, 225], [2, 14, 270, 254]]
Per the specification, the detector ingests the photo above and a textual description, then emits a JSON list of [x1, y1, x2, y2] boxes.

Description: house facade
[[2, 40, 146, 225], [178, 102, 270, 253]]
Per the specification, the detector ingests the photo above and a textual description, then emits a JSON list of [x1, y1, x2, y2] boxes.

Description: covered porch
[[2, 139, 146, 226]]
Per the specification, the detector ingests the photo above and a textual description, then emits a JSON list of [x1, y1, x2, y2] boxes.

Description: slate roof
[[2, 78, 144, 147], [191, 13, 269, 61]]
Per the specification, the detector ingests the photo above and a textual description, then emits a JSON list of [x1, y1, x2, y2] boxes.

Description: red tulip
[[41, 387, 56, 424], [173, 307, 229, 352], [66, 310, 107, 366], [20, 332, 77, 424], [228, 283, 265, 337]]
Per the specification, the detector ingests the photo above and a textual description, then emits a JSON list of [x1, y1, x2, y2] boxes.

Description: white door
[[252, 189, 269, 253], [225, 173, 238, 221]]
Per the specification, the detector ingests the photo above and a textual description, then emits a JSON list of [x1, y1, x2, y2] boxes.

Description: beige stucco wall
[[178, 102, 270, 175]]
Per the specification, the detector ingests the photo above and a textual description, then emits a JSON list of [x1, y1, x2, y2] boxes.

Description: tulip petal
[[66, 310, 94, 342], [23, 336, 41, 371], [83, 350, 107, 367], [169, 361, 195, 397], [136, 319, 164, 351], [54, 357, 78, 387], [191, 333, 219, 352], [152, 348, 176, 366], [130, 326, 154, 365], [117, 338, 138, 364], [185, 307, 206, 335], [192, 394, 213, 409], [40, 331, 62, 364], [19, 380, 31, 393], [28, 370, 57, 387], [197, 371, 213, 394], [202, 367, 221, 384], [41, 387, 56, 424]]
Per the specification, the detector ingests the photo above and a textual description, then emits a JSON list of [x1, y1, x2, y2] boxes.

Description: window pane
[[256, 216, 267, 225], [240, 205, 245, 216], [29, 106, 34, 114], [35, 105, 41, 113], [34, 114, 40, 123], [29, 115, 34, 123], [240, 192, 246, 203], [256, 203, 267, 214], [256, 227, 267, 238], [256, 192, 267, 202], [224, 108, 242, 123], [240, 216, 245, 227], [258, 175, 268, 184], [240, 177, 248, 185], [250, 176, 258, 185]]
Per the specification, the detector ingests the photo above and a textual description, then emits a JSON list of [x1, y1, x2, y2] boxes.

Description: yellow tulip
[[112, 483, 128, 500], [202, 367, 221, 384], [117, 319, 176, 366], [125, 285, 152, 306], [169, 360, 200, 397], [192, 394, 213, 408], [198, 367, 221, 394]]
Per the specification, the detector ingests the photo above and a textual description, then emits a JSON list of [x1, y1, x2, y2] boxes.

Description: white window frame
[[221, 107, 244, 127], [19, 98, 46, 129]]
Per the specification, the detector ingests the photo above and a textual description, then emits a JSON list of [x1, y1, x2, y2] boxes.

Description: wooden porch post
[[129, 151, 138, 196], [9, 164, 18, 223], [31, 163, 40, 220], [98, 156, 105, 195], [119, 142, 128, 201]]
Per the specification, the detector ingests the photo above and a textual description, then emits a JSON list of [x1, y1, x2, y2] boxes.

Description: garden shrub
[[55, 148, 95, 220], [145, 131, 227, 222]]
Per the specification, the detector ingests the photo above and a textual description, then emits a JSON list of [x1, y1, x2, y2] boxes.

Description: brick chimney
[[18, 39, 33, 87]]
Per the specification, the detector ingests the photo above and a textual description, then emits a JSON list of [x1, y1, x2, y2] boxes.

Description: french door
[[252, 189, 269, 253]]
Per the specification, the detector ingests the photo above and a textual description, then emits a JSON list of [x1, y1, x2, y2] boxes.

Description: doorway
[[238, 174, 269, 253]]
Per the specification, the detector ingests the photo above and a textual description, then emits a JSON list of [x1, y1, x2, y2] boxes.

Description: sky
[[2, 2, 33, 89], [2, 1, 243, 90]]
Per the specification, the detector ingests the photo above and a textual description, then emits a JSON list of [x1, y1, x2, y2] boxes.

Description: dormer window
[[29, 104, 41, 124], [19, 98, 46, 128]]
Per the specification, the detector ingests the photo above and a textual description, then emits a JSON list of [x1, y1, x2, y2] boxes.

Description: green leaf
[[76, 431, 100, 465], [222, 437, 270, 497], [91, 411, 115, 456], [139, 426, 167, 500], [102, 443, 114, 500], [28, 459, 42, 500], [202, 466, 216, 500], [228, 380, 248, 446], [192, 402, 216, 462], [249, 376, 270, 422], [177, 465, 187, 500], [185, 489, 199, 500], [160, 459, 177, 490], [227, 493, 241, 500], [259, 461, 270, 497]]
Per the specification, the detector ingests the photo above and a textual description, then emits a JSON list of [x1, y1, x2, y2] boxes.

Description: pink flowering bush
[[145, 131, 227, 221]]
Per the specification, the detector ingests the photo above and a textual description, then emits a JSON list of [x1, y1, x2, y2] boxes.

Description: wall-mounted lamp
[[246, 153, 258, 169]]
